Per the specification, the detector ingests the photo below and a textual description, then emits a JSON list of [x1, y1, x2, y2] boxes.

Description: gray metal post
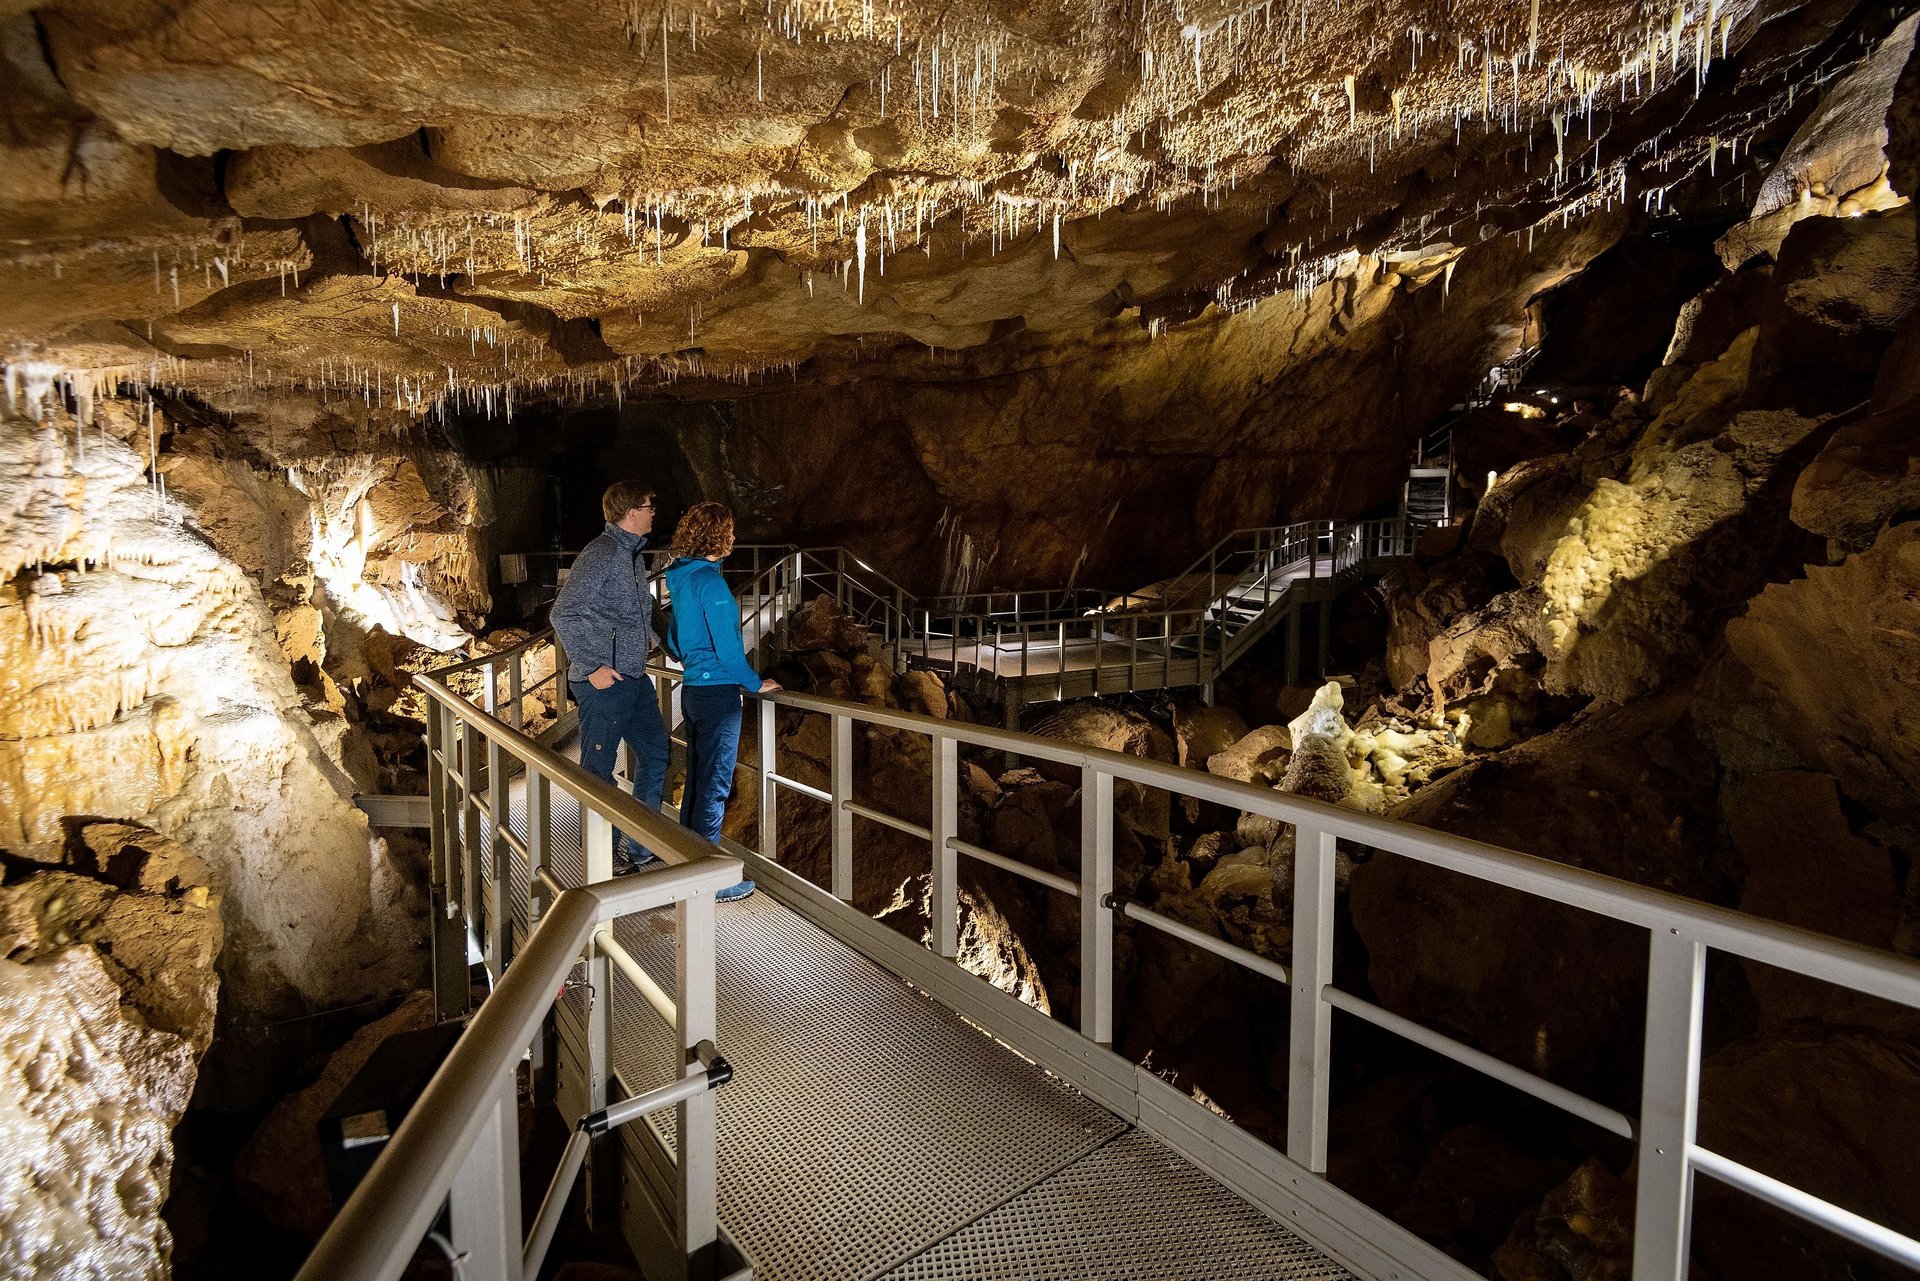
[[1287, 823, 1336, 1172], [528, 769, 551, 925], [448, 1076, 521, 1281], [428, 702, 467, 1021], [931, 735, 959, 958], [1080, 767, 1114, 1045], [1632, 927, 1706, 1280], [677, 892, 721, 1280], [508, 653, 525, 730], [758, 697, 779, 860], [830, 713, 854, 899], [485, 663, 511, 978], [461, 721, 485, 966]]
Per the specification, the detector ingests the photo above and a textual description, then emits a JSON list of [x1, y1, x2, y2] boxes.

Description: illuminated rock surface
[[0, 822, 220, 1281], [0, 405, 421, 1070], [0, 0, 1916, 1275]]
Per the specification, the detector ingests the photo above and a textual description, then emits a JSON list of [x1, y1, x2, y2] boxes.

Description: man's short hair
[[602, 480, 656, 524]]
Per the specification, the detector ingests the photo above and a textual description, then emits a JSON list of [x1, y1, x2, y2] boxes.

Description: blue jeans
[[571, 675, 670, 864], [680, 684, 743, 843]]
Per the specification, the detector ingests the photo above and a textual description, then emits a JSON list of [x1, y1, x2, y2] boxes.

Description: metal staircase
[[520, 518, 1417, 725]]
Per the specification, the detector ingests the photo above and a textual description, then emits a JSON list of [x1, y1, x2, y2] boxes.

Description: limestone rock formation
[[0, 820, 222, 1281], [1351, 692, 1727, 1093], [1725, 522, 1920, 833], [0, 404, 421, 1093]]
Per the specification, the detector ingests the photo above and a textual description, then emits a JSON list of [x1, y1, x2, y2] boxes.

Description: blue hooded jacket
[[662, 557, 763, 690]]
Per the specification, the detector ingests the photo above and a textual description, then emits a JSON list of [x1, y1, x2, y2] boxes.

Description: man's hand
[[587, 666, 624, 690], [758, 678, 782, 694]]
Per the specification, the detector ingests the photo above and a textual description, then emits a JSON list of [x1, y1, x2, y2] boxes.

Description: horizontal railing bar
[[416, 677, 723, 870], [294, 858, 740, 1281], [595, 1069, 715, 1136], [1691, 1147, 1920, 1271], [1320, 988, 1634, 1139], [500, 826, 529, 858], [843, 798, 932, 842], [596, 923, 677, 1029], [948, 837, 1081, 897], [1119, 901, 1291, 987], [771, 773, 832, 804], [756, 688, 1920, 1013]]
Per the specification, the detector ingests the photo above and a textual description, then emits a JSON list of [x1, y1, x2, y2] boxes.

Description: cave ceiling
[[0, 0, 1903, 420]]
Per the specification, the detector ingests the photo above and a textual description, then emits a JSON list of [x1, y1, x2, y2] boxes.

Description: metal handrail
[[506, 518, 1418, 700], [294, 859, 741, 1281], [304, 653, 750, 1281], [383, 614, 1920, 1281], [732, 682, 1920, 1280]]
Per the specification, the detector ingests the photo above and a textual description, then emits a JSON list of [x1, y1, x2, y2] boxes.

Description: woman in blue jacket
[[662, 503, 780, 903]]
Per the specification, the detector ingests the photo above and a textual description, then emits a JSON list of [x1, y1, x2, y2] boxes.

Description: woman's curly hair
[[669, 501, 737, 560]]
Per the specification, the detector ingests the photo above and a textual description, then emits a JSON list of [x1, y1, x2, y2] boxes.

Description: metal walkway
[[504, 518, 1417, 724], [317, 628, 1920, 1281], [507, 746, 1352, 1280]]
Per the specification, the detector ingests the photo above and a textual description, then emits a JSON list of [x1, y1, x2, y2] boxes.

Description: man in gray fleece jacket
[[551, 480, 670, 871]]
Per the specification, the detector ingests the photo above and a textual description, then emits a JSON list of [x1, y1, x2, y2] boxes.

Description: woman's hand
[[758, 678, 782, 693]]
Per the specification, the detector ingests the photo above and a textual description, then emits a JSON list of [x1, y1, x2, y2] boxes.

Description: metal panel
[[605, 890, 1124, 1281], [883, 1131, 1352, 1281]]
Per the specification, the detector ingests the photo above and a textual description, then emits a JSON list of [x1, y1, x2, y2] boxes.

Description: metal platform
[[882, 1131, 1352, 1281], [477, 741, 1353, 1280]]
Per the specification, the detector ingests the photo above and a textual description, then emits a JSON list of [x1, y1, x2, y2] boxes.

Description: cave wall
[[0, 403, 422, 1073], [635, 216, 1623, 593]]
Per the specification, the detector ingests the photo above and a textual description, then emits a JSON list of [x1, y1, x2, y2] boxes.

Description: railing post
[[527, 767, 552, 925], [582, 942, 613, 1225], [461, 720, 485, 966], [553, 634, 570, 721], [428, 702, 468, 1020], [585, 808, 615, 885], [448, 1074, 521, 1281], [1079, 766, 1114, 1044], [1632, 926, 1706, 1281], [830, 713, 854, 899], [1056, 620, 1066, 703], [677, 890, 721, 1280], [758, 696, 779, 860], [508, 651, 525, 730], [1287, 823, 1337, 1173], [479, 664, 510, 978], [931, 734, 958, 958]]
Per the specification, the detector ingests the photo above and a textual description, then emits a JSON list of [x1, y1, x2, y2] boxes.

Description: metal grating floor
[[472, 740, 1355, 1281], [881, 1130, 1353, 1281], [606, 892, 1127, 1281]]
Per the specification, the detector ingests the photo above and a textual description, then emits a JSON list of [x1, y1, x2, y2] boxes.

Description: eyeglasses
[[636, 502, 656, 511]]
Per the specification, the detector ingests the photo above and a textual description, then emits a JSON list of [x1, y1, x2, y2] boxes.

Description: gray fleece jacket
[[551, 522, 655, 681]]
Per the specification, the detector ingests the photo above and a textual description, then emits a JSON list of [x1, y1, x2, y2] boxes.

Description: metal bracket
[[1101, 892, 1128, 913]]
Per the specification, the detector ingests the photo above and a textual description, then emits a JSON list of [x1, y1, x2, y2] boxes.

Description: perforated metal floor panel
[[483, 735, 1353, 1281], [605, 892, 1127, 1281], [882, 1130, 1354, 1281]]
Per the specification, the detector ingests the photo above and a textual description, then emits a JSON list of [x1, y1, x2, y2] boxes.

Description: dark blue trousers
[[570, 675, 670, 864], [680, 684, 744, 843]]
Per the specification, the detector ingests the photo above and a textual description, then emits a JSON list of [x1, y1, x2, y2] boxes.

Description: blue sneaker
[[715, 879, 757, 903]]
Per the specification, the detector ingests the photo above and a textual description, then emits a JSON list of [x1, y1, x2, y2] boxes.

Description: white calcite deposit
[[0, 406, 417, 1026]]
